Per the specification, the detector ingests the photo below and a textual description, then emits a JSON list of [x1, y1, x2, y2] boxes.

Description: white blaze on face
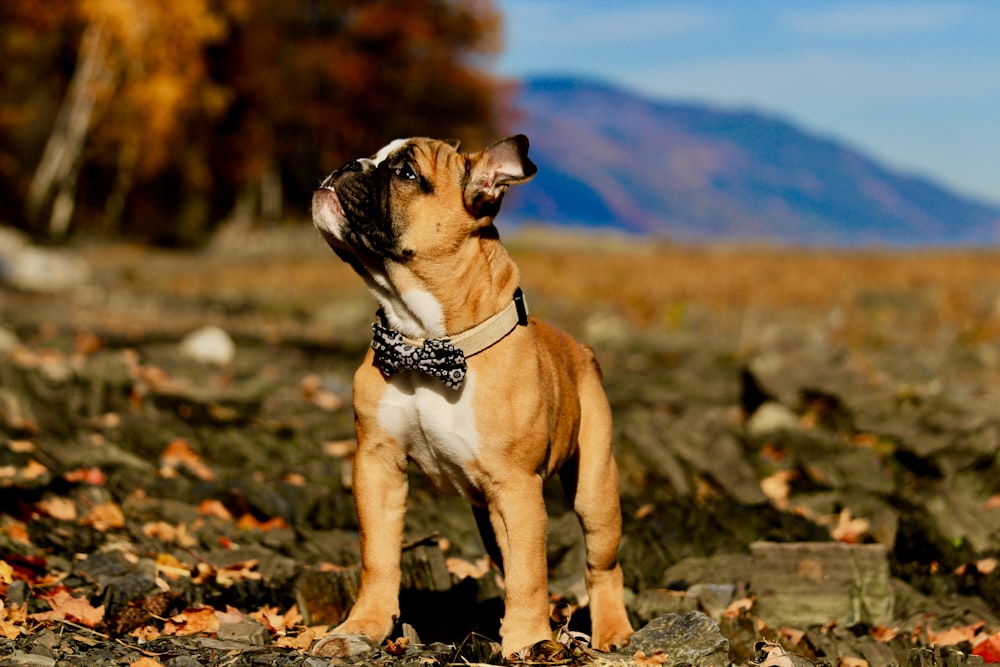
[[359, 138, 409, 170]]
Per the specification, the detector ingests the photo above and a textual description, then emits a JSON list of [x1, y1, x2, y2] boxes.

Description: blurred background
[[2, 0, 998, 247]]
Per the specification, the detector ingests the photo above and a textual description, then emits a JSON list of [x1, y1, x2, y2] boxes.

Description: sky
[[493, 0, 1000, 208]]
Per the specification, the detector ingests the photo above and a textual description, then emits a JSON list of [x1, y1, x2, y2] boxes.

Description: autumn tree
[[0, 0, 507, 245], [205, 0, 508, 236]]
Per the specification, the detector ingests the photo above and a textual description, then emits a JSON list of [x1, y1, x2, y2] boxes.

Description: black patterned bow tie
[[370, 322, 467, 389]]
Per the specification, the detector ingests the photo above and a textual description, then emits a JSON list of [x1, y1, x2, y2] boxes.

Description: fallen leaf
[[163, 607, 220, 636], [839, 658, 869, 667], [0, 619, 23, 640], [973, 631, 1000, 662], [8, 440, 35, 453], [236, 513, 288, 531], [870, 625, 899, 642], [161, 438, 216, 481], [926, 621, 985, 647], [758, 443, 787, 463], [64, 467, 107, 485], [778, 626, 805, 645], [446, 555, 492, 580], [633, 503, 655, 519], [751, 641, 795, 667], [283, 472, 306, 486], [760, 470, 795, 509], [194, 559, 263, 587], [276, 627, 317, 650], [74, 332, 102, 355], [143, 521, 198, 548], [520, 639, 570, 663], [82, 502, 126, 531], [32, 588, 105, 627], [251, 604, 301, 633], [977, 558, 998, 575], [830, 508, 870, 544], [981, 494, 1000, 509], [130, 624, 163, 640], [216, 606, 246, 625], [35, 496, 78, 521], [385, 636, 410, 655], [199, 499, 234, 520], [632, 649, 668, 666], [2, 520, 30, 544], [724, 596, 754, 618]]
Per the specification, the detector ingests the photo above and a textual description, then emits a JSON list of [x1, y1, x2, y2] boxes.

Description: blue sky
[[494, 0, 1000, 207]]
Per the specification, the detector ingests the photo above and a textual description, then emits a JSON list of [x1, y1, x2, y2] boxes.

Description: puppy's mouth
[[312, 185, 386, 279]]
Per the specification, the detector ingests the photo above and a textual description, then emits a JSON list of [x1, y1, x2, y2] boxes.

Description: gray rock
[[178, 325, 235, 365], [217, 618, 271, 645], [631, 588, 685, 624], [750, 541, 893, 628], [5, 652, 56, 667], [685, 583, 737, 620], [0, 242, 91, 292], [622, 612, 729, 667]]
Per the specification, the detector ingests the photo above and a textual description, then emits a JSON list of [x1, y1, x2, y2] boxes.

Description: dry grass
[[80, 226, 1000, 345]]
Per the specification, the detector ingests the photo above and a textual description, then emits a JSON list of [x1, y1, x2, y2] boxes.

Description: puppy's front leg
[[334, 432, 408, 644], [484, 473, 552, 657]]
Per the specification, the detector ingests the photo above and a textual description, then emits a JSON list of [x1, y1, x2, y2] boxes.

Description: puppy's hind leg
[[567, 368, 633, 651]]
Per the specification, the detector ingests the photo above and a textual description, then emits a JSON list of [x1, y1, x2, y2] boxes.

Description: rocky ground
[[2, 225, 1000, 666]]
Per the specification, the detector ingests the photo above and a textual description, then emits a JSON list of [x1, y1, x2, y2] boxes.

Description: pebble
[[178, 325, 236, 365], [746, 400, 801, 435]]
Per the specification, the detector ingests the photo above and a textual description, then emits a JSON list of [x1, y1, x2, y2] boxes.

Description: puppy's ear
[[464, 135, 537, 219]]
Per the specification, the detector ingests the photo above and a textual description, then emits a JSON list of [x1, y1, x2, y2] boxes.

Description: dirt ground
[[2, 225, 1000, 666]]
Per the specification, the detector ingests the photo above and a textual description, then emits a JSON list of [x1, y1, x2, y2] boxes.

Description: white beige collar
[[378, 288, 529, 357]]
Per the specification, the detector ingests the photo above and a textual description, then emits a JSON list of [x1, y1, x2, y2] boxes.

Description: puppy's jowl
[[311, 135, 633, 657]]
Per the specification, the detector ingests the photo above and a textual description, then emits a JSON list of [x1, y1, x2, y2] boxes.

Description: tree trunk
[[26, 24, 108, 240]]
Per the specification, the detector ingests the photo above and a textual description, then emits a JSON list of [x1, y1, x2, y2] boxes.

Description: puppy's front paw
[[331, 614, 396, 645], [590, 611, 634, 653], [591, 624, 634, 653]]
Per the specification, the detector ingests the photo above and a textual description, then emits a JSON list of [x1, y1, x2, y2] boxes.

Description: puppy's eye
[[394, 164, 417, 181]]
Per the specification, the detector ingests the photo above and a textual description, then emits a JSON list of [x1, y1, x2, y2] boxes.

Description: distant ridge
[[502, 76, 1000, 246]]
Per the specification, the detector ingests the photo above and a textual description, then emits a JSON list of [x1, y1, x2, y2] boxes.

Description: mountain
[[501, 77, 1000, 246]]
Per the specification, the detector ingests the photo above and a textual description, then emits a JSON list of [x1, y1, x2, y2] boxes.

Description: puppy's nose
[[319, 159, 365, 189], [340, 160, 363, 173]]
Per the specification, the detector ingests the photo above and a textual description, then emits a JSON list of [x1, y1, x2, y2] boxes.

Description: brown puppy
[[311, 136, 633, 657]]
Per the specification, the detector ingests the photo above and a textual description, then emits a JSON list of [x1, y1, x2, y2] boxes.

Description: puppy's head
[[312, 135, 536, 277]]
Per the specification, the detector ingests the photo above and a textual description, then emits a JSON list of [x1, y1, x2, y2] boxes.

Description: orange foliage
[[0, 0, 506, 242]]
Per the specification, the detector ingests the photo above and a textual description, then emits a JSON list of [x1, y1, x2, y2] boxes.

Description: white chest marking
[[376, 371, 481, 498]]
